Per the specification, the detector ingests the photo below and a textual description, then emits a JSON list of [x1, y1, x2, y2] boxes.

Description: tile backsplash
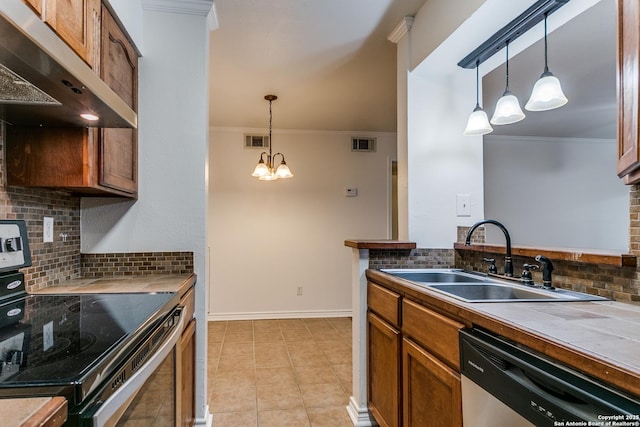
[[1, 125, 193, 293]]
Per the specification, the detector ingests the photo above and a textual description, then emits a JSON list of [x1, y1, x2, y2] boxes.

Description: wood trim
[[617, 0, 640, 179], [344, 240, 416, 250], [22, 397, 67, 427], [453, 242, 637, 267]]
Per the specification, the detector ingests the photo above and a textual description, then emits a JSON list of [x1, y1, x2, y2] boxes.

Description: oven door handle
[[91, 307, 186, 427]]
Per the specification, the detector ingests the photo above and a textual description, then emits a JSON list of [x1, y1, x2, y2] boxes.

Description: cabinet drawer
[[402, 299, 464, 370], [368, 282, 400, 327], [180, 287, 195, 324]]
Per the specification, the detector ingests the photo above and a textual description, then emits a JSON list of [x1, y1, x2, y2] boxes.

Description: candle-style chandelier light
[[251, 95, 294, 181]]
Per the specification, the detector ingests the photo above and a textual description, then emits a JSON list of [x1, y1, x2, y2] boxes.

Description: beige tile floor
[[208, 318, 354, 427]]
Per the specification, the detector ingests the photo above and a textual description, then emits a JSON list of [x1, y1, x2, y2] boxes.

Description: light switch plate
[[43, 217, 54, 243], [456, 194, 471, 216], [345, 188, 358, 197]]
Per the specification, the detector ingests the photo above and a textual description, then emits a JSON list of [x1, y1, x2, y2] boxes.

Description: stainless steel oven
[[76, 306, 184, 427], [0, 220, 185, 427]]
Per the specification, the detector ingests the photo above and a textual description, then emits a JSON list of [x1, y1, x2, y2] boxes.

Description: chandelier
[[251, 95, 293, 181]]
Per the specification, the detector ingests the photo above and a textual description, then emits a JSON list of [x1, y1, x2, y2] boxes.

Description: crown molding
[[142, 0, 214, 16], [387, 16, 414, 44]]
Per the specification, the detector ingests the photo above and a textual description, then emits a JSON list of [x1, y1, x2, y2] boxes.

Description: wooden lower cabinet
[[176, 319, 196, 427], [367, 284, 466, 427], [402, 337, 462, 427], [367, 311, 401, 427]]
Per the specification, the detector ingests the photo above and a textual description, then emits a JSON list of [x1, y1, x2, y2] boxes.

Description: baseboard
[[194, 405, 213, 427], [207, 309, 352, 321], [347, 396, 378, 426]]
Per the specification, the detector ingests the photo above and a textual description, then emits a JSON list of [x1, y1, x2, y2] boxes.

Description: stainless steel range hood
[[0, 0, 137, 128]]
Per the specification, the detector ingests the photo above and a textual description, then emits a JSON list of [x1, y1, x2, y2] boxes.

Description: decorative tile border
[[369, 248, 455, 269], [81, 252, 194, 277]]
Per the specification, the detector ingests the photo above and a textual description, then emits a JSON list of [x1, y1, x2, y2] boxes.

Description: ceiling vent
[[351, 137, 376, 153], [244, 134, 270, 149]]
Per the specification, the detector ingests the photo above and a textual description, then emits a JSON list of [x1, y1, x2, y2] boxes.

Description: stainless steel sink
[[381, 269, 609, 303], [385, 270, 488, 284]]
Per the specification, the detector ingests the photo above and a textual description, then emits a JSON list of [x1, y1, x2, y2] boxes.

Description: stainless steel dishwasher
[[459, 328, 640, 426]]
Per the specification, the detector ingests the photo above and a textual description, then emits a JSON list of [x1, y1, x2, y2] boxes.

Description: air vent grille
[[351, 137, 376, 152], [244, 134, 270, 149]]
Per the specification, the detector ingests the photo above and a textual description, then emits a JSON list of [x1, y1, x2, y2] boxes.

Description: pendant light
[[525, 14, 568, 111], [490, 42, 525, 125], [464, 61, 493, 136], [251, 95, 293, 181]]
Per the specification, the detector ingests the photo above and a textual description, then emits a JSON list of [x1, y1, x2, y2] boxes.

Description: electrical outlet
[[297, 286, 303, 296], [43, 217, 54, 242], [456, 194, 471, 216]]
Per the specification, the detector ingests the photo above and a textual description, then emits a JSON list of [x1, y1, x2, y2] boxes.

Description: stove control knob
[[4, 238, 21, 252]]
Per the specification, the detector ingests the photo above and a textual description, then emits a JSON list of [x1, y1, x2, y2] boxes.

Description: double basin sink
[[381, 269, 609, 303]]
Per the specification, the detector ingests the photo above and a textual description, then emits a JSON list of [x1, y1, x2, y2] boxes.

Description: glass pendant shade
[[526, 14, 567, 112], [464, 105, 493, 136], [464, 62, 493, 136], [525, 73, 567, 111], [258, 173, 277, 181], [251, 160, 270, 177], [491, 91, 525, 125], [275, 162, 293, 179]]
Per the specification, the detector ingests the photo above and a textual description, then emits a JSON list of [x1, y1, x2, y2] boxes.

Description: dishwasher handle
[[460, 328, 640, 426]]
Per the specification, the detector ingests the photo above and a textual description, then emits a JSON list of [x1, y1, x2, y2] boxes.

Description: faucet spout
[[465, 219, 513, 276]]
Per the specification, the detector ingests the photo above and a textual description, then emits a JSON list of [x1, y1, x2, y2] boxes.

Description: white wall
[[80, 5, 210, 424], [209, 128, 396, 319], [484, 136, 629, 251], [407, 70, 484, 248], [398, 0, 606, 249]]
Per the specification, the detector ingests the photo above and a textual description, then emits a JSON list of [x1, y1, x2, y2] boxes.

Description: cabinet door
[[100, 5, 138, 194], [617, 0, 640, 183], [23, 0, 43, 15], [43, 0, 100, 68], [176, 319, 196, 427], [368, 312, 400, 427], [403, 338, 462, 427]]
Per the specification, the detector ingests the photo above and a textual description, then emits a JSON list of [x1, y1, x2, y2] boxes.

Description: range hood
[[0, 0, 136, 128]]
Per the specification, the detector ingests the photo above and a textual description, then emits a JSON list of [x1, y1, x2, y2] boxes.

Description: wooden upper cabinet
[[42, 0, 101, 68], [6, 4, 138, 197], [22, 0, 43, 16], [617, 0, 640, 184], [99, 4, 138, 195]]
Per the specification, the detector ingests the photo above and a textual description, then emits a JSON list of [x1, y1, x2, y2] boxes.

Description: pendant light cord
[[505, 41, 510, 92], [543, 14, 549, 73], [268, 98, 273, 161], [475, 60, 480, 107]]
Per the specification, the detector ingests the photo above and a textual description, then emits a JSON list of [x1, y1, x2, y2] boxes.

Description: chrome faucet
[[534, 255, 555, 289], [465, 219, 513, 276]]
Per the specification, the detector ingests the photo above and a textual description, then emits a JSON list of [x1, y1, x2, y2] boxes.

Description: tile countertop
[[367, 269, 640, 398], [29, 273, 196, 296], [2, 397, 67, 427]]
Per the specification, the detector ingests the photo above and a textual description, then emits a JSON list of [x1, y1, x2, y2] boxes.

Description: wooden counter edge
[[344, 240, 416, 250], [366, 269, 640, 398], [453, 242, 637, 267], [22, 397, 67, 427]]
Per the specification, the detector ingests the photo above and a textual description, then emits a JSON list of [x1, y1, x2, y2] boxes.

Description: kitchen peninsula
[[346, 239, 640, 426]]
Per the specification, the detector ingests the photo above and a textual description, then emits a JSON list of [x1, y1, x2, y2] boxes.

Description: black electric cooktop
[[0, 291, 178, 404]]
